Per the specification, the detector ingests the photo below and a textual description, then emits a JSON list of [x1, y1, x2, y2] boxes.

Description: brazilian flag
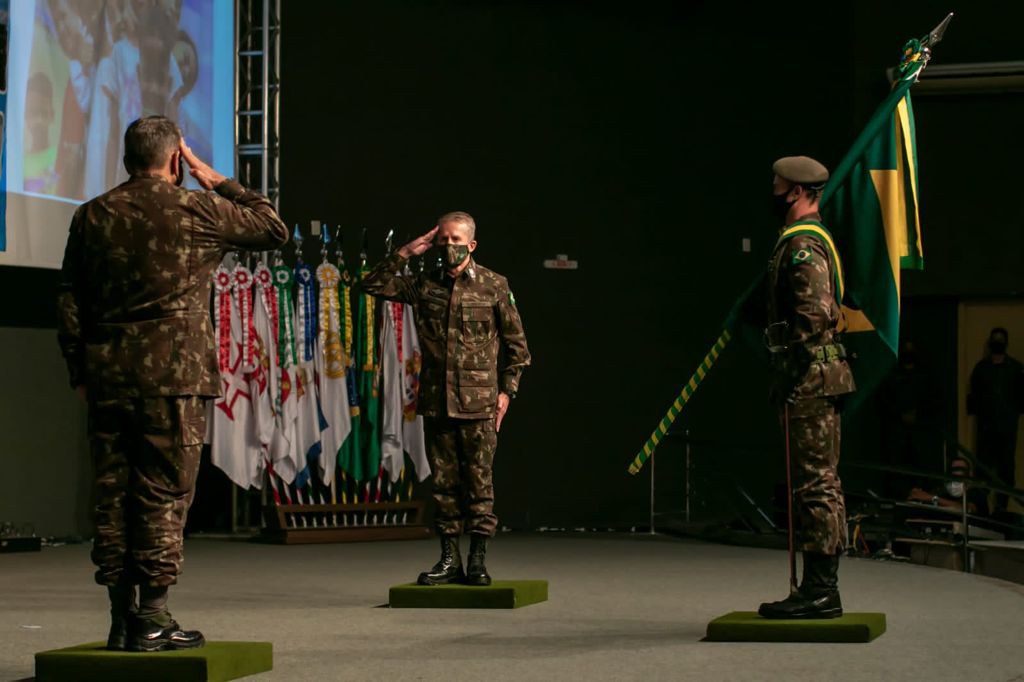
[[820, 61, 924, 401]]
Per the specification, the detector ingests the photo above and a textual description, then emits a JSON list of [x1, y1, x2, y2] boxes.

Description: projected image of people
[[22, 0, 212, 200]]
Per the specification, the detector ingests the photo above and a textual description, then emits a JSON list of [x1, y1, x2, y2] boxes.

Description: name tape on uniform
[[543, 254, 579, 270]]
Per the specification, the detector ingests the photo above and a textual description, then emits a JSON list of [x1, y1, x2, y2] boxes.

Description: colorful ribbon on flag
[[214, 265, 233, 373], [232, 264, 255, 368], [295, 264, 316, 362], [273, 265, 298, 367]]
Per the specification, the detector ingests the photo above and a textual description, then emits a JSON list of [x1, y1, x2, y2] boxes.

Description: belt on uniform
[[811, 343, 847, 363]]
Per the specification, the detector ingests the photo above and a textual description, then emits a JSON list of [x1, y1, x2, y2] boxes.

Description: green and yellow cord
[[628, 329, 732, 475]]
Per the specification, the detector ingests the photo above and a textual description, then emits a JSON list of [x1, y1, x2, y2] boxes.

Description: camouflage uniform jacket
[[766, 214, 856, 402], [361, 253, 531, 419], [57, 177, 289, 399]]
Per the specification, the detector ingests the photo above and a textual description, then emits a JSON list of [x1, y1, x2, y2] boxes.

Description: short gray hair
[[437, 211, 476, 239], [123, 116, 181, 174]]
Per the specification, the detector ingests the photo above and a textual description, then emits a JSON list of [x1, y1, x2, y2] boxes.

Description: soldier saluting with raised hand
[[362, 212, 530, 587], [57, 116, 288, 651], [758, 156, 855, 620]]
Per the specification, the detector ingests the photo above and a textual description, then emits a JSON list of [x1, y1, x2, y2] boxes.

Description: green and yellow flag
[[825, 67, 922, 354]]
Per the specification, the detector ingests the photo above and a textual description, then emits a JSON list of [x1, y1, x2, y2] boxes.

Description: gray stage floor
[[2, 533, 1023, 681]]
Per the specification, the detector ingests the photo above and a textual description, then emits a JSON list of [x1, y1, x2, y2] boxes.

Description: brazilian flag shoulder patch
[[792, 248, 814, 265], [508, 291, 517, 306]]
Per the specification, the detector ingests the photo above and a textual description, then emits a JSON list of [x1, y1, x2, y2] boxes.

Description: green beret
[[772, 156, 829, 186]]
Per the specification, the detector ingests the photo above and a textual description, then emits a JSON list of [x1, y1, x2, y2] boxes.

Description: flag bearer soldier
[[362, 212, 530, 586], [57, 116, 288, 650], [759, 156, 856, 619]]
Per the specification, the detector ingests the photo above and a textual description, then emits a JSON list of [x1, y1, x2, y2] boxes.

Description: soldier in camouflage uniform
[[362, 211, 530, 586], [758, 156, 856, 620], [57, 116, 288, 650]]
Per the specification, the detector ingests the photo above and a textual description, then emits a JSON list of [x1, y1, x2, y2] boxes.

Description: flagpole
[[784, 404, 797, 593]]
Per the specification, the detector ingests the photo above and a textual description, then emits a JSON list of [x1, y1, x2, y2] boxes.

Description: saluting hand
[[496, 392, 511, 432], [398, 226, 439, 259], [179, 140, 227, 190]]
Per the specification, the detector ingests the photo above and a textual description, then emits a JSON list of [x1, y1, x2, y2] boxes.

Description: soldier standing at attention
[[362, 212, 530, 586], [57, 116, 288, 651], [758, 156, 856, 619]]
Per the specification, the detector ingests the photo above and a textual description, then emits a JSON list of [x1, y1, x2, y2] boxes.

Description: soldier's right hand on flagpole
[[398, 226, 439, 259]]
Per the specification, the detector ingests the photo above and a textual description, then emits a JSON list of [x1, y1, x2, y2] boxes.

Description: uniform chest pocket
[[419, 298, 448, 339], [461, 303, 496, 343]]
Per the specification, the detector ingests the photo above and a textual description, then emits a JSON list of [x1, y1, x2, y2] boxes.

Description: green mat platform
[[35, 641, 272, 681], [389, 580, 548, 609], [705, 611, 886, 643]]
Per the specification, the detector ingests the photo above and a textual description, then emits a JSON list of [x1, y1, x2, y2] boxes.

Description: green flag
[[356, 265, 382, 482], [819, 50, 924, 399]]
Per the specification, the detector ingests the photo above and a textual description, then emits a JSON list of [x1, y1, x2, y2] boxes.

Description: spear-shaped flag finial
[[923, 12, 954, 49]]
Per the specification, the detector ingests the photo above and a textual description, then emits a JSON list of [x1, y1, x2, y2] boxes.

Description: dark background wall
[[2, 1, 1021, 535]]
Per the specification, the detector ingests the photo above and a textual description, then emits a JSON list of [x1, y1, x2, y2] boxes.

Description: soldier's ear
[[468, 239, 477, 253]]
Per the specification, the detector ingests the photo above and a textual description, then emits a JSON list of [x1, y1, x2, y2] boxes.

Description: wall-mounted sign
[[543, 254, 579, 270]]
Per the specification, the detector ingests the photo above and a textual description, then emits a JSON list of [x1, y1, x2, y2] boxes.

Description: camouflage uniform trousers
[[88, 396, 206, 587], [781, 397, 847, 555], [424, 416, 498, 537]]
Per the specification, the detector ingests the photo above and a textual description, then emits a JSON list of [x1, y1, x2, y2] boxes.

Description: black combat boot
[[464, 535, 492, 586], [417, 535, 465, 585], [127, 585, 205, 652], [758, 552, 843, 619], [106, 584, 136, 651]]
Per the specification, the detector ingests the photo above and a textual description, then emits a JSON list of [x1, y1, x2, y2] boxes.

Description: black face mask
[[990, 340, 1008, 355], [771, 191, 794, 223]]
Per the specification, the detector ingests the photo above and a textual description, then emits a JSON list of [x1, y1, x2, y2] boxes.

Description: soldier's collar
[[779, 211, 823, 234], [438, 258, 477, 282]]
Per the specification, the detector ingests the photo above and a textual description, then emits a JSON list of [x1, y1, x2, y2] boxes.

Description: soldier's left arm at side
[[495, 277, 531, 395]]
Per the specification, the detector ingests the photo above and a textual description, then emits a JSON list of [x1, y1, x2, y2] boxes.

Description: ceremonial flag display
[[628, 16, 950, 475], [208, 236, 430, 512]]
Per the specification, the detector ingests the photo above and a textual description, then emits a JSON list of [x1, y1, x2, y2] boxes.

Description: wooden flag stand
[[259, 500, 432, 544]]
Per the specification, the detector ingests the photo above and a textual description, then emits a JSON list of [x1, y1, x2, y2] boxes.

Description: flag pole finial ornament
[[385, 228, 395, 256], [899, 12, 954, 82], [320, 224, 332, 264], [291, 224, 304, 267], [332, 225, 344, 264]]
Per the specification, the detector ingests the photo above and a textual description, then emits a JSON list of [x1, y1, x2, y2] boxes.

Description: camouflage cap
[[772, 156, 829, 187]]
